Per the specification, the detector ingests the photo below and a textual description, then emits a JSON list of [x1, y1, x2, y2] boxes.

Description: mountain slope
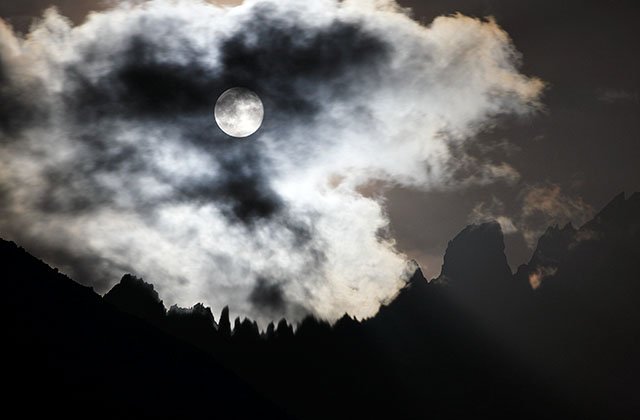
[[2, 239, 289, 420], [3, 192, 639, 419]]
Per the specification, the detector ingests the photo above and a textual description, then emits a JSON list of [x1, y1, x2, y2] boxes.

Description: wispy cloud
[[520, 184, 592, 246], [468, 184, 593, 249], [469, 197, 518, 234], [596, 88, 638, 104]]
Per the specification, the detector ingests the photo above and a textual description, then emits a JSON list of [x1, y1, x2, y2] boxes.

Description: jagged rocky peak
[[398, 264, 429, 297], [594, 191, 626, 222], [167, 302, 217, 326], [334, 313, 359, 331], [436, 221, 512, 286], [517, 192, 640, 290], [533, 192, 639, 261], [218, 306, 232, 336], [529, 222, 577, 266], [585, 191, 640, 233], [406, 260, 427, 284], [108, 274, 162, 300], [103, 274, 166, 322]]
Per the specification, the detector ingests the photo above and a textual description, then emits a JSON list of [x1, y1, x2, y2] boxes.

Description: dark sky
[[0, 0, 638, 280], [391, 0, 640, 274]]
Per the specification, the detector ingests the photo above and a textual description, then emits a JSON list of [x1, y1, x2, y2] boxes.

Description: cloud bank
[[0, 0, 543, 324]]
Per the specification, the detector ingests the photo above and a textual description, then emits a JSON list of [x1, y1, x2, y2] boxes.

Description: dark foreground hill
[[3, 240, 289, 419], [3, 192, 639, 419]]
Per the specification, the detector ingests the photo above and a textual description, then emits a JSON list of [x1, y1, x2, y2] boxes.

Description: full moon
[[214, 87, 264, 138]]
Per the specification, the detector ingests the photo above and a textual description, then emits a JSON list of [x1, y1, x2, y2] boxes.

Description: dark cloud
[[249, 277, 309, 321], [1, 0, 637, 326], [32, 137, 139, 215], [177, 149, 284, 224], [219, 3, 390, 120], [249, 277, 286, 313], [0, 1, 543, 324], [66, 34, 218, 120], [0, 52, 45, 138], [47, 4, 389, 229], [65, 5, 389, 124]]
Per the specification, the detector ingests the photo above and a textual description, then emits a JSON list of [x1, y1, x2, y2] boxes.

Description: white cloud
[[0, 0, 543, 324]]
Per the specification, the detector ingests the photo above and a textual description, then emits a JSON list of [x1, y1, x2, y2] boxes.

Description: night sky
[[0, 0, 638, 324], [388, 0, 640, 277]]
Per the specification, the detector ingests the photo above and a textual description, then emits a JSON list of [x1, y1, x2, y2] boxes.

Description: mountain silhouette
[[516, 191, 640, 417], [3, 240, 290, 419], [104, 273, 167, 327], [3, 192, 639, 419]]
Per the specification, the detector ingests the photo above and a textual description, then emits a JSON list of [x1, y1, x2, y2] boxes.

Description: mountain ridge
[[3, 192, 639, 419]]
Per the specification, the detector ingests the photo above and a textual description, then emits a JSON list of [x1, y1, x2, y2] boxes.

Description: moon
[[214, 87, 264, 138]]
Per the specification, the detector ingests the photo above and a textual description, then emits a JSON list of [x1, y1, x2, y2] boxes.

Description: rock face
[[437, 221, 513, 286], [371, 193, 640, 419], [434, 221, 532, 327], [509, 193, 640, 418], [516, 191, 640, 292]]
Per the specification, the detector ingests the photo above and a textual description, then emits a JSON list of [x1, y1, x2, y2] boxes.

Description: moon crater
[[214, 87, 264, 138]]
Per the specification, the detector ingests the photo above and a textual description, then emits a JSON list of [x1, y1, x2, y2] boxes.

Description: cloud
[[520, 184, 592, 246], [528, 265, 557, 290], [521, 185, 591, 220], [0, 21, 48, 136], [469, 184, 593, 249], [596, 88, 638, 104], [469, 197, 518, 234], [248, 277, 308, 320], [0, 0, 543, 325]]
